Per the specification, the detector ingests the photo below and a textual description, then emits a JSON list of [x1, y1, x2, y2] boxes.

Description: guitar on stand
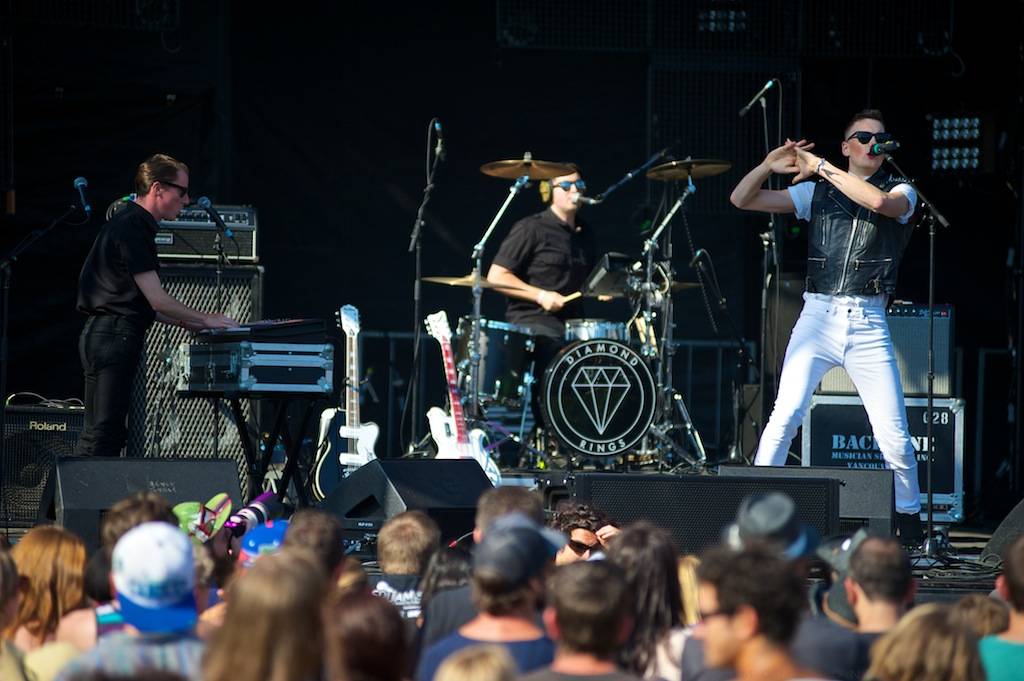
[[310, 304, 379, 501], [424, 311, 502, 486]]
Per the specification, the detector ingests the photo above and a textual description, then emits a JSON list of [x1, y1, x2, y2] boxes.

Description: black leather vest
[[805, 169, 914, 296]]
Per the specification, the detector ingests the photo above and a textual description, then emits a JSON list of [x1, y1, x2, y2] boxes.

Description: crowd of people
[[0, 485, 1022, 681]]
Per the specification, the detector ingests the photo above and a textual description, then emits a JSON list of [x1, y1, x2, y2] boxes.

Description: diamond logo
[[570, 366, 632, 434]]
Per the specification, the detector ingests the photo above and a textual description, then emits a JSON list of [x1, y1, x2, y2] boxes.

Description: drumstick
[[562, 291, 583, 303]]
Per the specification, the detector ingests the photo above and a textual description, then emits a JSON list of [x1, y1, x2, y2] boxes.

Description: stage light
[[927, 113, 990, 175]]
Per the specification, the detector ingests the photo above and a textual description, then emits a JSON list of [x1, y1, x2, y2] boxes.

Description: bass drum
[[541, 339, 656, 457]]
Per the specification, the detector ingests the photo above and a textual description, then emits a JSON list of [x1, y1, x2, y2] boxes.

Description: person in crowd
[[373, 510, 440, 622], [550, 502, 619, 565], [58, 491, 181, 649], [980, 535, 1024, 681], [845, 536, 915, 640], [677, 555, 702, 627], [0, 549, 31, 681], [420, 486, 545, 649], [694, 545, 827, 681], [55, 522, 205, 681], [605, 522, 684, 680], [866, 602, 983, 681], [416, 513, 562, 681], [418, 549, 471, 623], [434, 644, 517, 681], [730, 110, 923, 544], [525, 559, 639, 681], [4, 526, 88, 652], [283, 508, 347, 582], [950, 593, 1009, 638], [324, 590, 407, 681], [75, 153, 236, 457], [202, 548, 327, 681]]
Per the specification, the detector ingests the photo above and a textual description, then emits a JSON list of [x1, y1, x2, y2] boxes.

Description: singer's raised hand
[[791, 146, 823, 184]]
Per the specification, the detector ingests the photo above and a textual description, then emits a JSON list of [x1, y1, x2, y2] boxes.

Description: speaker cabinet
[[2, 405, 84, 527], [572, 472, 840, 555], [982, 497, 1024, 564], [319, 459, 493, 555], [719, 465, 894, 535], [127, 264, 262, 494], [53, 456, 242, 554]]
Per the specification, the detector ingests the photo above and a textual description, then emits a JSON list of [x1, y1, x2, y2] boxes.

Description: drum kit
[[422, 152, 732, 472]]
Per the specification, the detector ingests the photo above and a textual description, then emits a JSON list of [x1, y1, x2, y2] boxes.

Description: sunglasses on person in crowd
[[567, 538, 600, 555], [846, 131, 893, 145]]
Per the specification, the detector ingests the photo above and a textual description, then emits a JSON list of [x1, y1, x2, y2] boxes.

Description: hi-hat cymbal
[[646, 158, 732, 181], [480, 153, 576, 180], [422, 274, 527, 291]]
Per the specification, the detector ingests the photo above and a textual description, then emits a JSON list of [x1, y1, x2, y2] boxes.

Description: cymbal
[[422, 275, 527, 292], [480, 153, 576, 180], [646, 158, 732, 182]]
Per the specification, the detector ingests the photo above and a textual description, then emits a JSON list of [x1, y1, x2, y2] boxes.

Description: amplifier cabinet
[[817, 303, 954, 397], [156, 204, 258, 263], [801, 394, 964, 523]]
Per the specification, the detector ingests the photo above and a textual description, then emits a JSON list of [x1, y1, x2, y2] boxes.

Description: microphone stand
[[210, 209, 232, 462], [883, 153, 951, 557], [405, 119, 443, 452], [467, 174, 530, 419], [0, 203, 81, 539], [592, 146, 672, 204], [755, 95, 781, 447]]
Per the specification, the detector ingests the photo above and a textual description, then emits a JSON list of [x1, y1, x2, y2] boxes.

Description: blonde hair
[[202, 548, 327, 681], [866, 603, 983, 681], [3, 526, 87, 644], [950, 593, 1009, 637], [134, 153, 189, 196], [376, 511, 440, 575], [677, 554, 701, 626], [434, 644, 517, 681]]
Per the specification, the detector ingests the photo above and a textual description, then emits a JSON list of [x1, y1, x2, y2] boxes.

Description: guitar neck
[[438, 340, 469, 444], [345, 332, 359, 427]]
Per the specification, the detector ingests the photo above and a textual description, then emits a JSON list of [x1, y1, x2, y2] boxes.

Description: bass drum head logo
[[542, 340, 656, 457]]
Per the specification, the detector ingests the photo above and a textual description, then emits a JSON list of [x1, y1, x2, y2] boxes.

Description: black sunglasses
[[567, 538, 600, 555], [846, 131, 893, 145], [160, 180, 189, 197], [551, 179, 587, 192]]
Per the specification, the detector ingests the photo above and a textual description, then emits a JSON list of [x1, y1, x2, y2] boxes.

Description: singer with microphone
[[75, 154, 238, 457], [486, 165, 596, 423], [729, 109, 924, 545]]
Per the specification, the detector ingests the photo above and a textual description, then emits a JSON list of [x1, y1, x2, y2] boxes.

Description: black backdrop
[[1, 2, 1021, 518]]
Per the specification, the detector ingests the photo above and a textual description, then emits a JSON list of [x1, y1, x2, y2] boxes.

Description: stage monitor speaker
[[572, 472, 840, 555], [320, 459, 493, 554], [127, 264, 262, 495], [981, 497, 1024, 564], [53, 456, 242, 554], [2, 405, 84, 527], [718, 465, 894, 535], [818, 303, 954, 396]]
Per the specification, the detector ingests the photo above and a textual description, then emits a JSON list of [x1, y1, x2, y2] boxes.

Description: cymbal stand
[[639, 178, 705, 468], [467, 174, 530, 419]]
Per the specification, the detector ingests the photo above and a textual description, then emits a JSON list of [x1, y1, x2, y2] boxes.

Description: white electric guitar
[[311, 304, 380, 500], [424, 311, 501, 486]]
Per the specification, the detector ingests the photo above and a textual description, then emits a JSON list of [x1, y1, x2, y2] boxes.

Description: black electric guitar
[[311, 304, 379, 501]]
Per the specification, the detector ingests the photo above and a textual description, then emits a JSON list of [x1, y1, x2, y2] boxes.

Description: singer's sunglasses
[[846, 131, 893, 145], [159, 180, 190, 197], [551, 179, 587, 192]]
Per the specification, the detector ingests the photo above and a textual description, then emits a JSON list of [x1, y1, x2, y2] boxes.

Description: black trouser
[[75, 315, 145, 456]]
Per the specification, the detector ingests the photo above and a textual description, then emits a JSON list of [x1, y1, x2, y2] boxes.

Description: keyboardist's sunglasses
[[845, 131, 893, 145], [160, 180, 189, 197], [551, 180, 587, 192]]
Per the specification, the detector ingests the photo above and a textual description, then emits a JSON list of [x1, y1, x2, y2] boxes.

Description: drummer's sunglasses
[[846, 131, 893, 145], [551, 179, 587, 192]]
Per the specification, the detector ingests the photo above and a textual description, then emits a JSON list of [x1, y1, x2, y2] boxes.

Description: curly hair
[[697, 544, 806, 647], [551, 502, 607, 535]]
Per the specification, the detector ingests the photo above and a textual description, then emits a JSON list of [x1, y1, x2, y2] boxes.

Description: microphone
[[434, 120, 446, 161], [196, 196, 233, 237], [738, 79, 778, 117], [689, 248, 707, 268], [73, 177, 91, 215], [869, 139, 900, 156], [572, 194, 601, 206]]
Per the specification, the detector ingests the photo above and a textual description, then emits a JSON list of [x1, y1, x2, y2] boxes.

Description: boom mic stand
[[883, 153, 951, 557]]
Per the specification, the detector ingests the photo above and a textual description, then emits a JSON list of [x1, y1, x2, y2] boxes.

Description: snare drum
[[564, 318, 629, 342], [454, 317, 535, 407]]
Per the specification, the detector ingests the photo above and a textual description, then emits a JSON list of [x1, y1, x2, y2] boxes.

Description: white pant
[[755, 293, 922, 514]]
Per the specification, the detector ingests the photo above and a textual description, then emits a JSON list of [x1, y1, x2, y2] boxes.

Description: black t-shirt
[[491, 209, 594, 338], [77, 201, 161, 329], [520, 668, 643, 681]]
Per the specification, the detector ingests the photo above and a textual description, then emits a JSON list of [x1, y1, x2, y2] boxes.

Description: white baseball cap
[[112, 521, 197, 632]]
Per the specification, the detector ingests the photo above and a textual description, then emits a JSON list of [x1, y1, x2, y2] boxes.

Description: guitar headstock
[[339, 305, 360, 337], [424, 311, 452, 343]]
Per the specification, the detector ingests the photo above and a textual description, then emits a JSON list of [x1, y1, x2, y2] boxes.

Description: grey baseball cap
[[473, 513, 567, 589]]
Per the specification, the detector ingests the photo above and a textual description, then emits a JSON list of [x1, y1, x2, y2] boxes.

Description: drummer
[[487, 165, 596, 420]]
